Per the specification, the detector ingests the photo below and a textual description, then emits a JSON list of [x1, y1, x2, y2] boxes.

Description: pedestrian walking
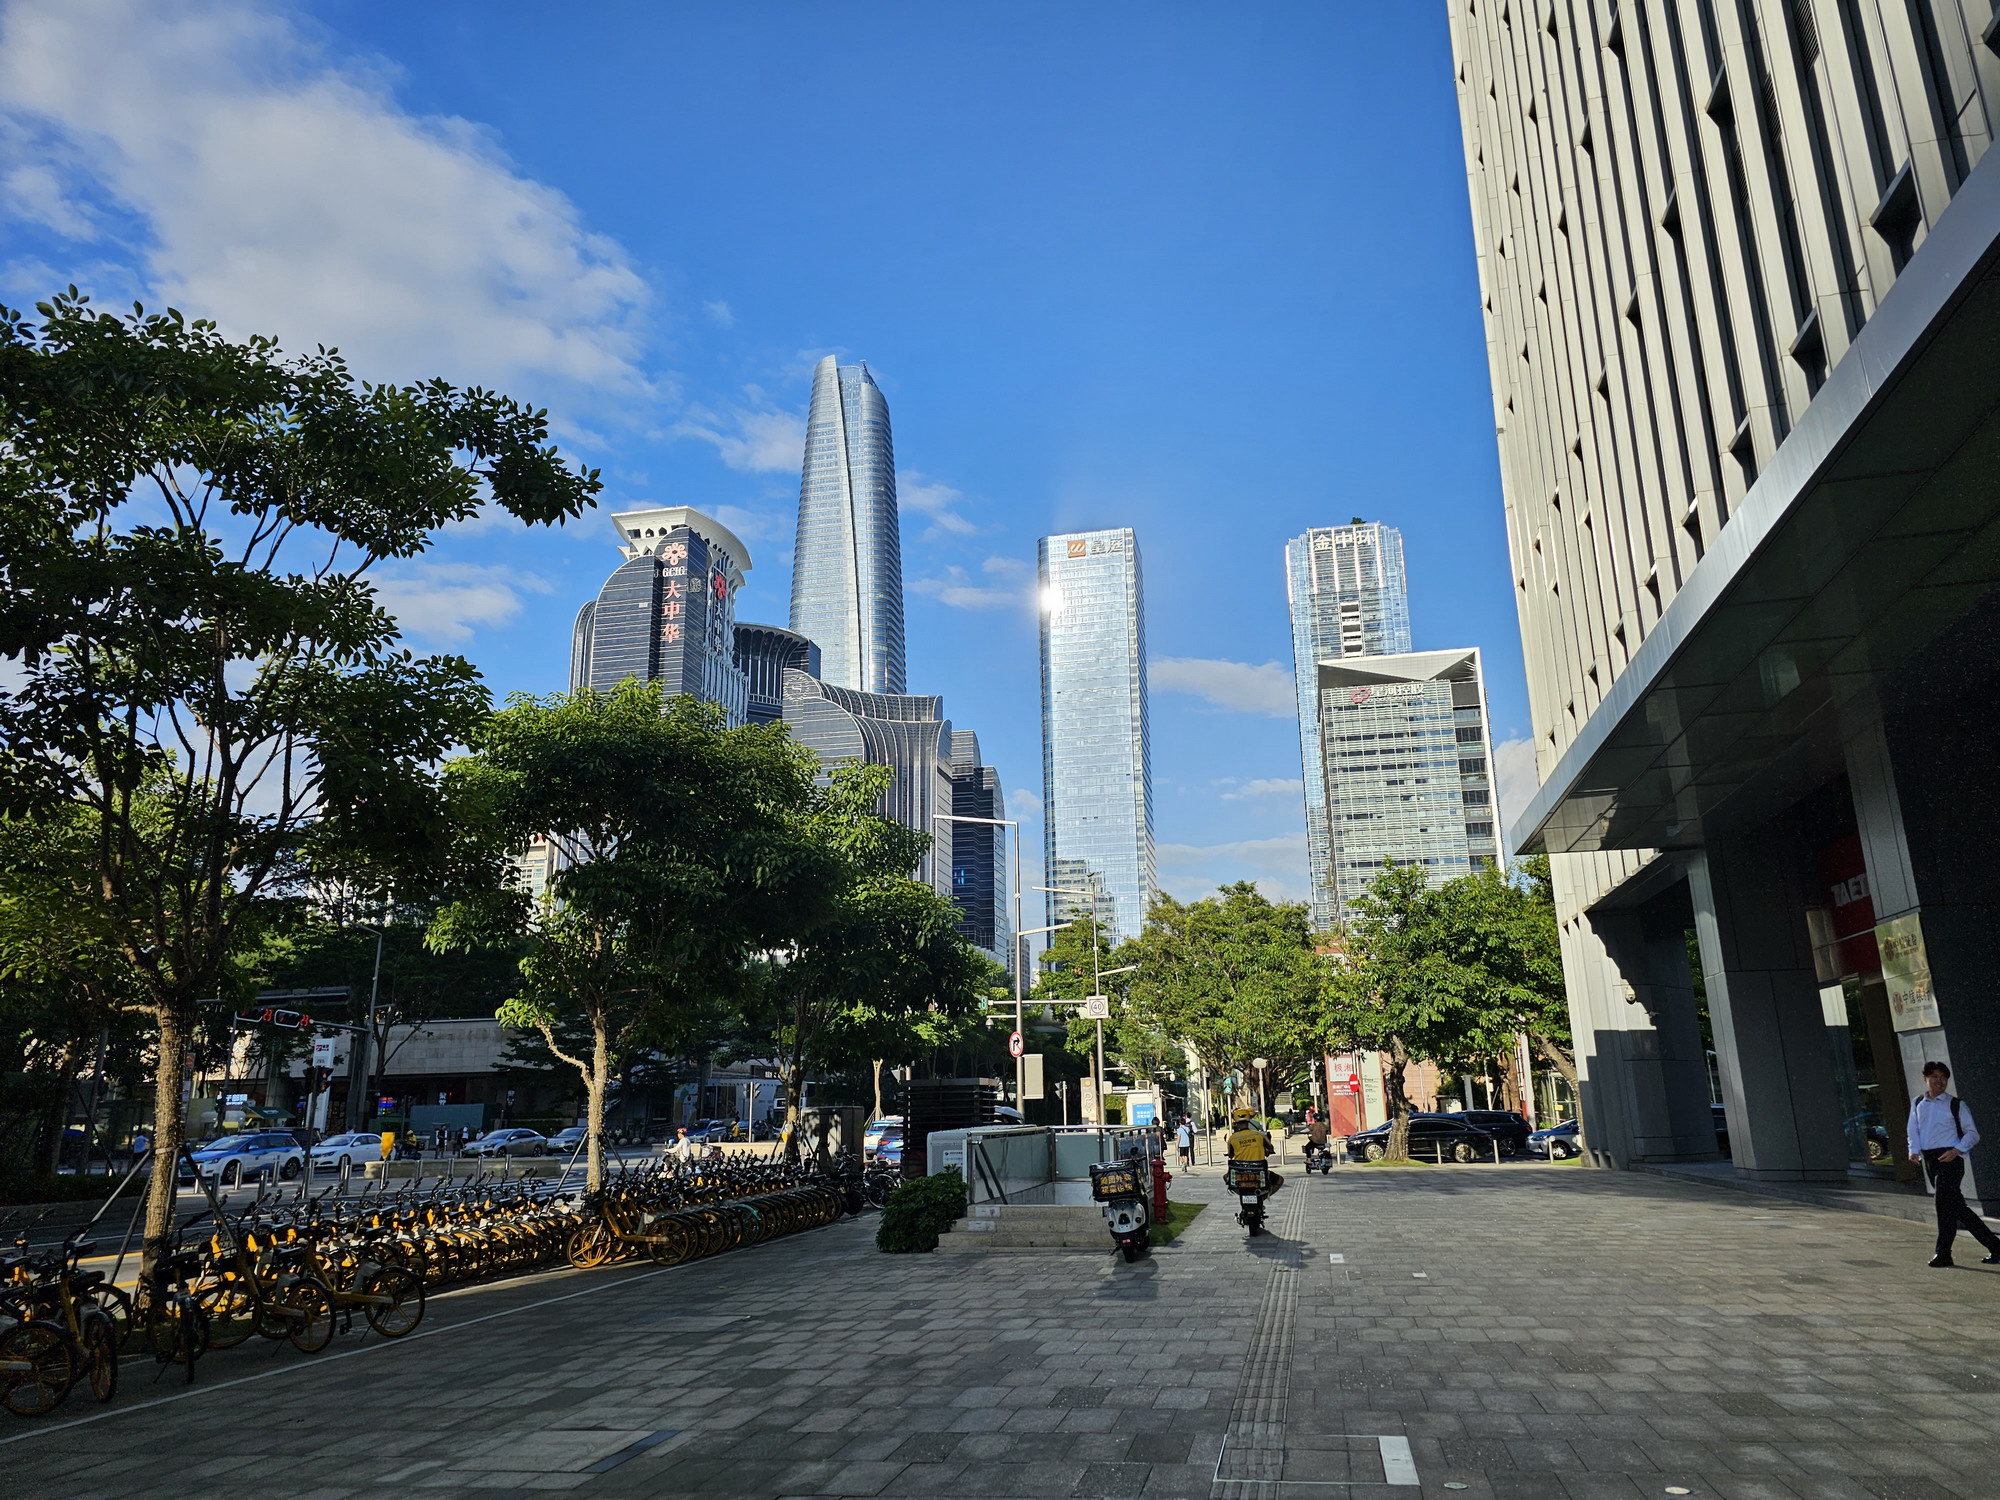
[[130, 1130, 149, 1170], [1175, 1117, 1195, 1171], [1907, 1061, 2000, 1268]]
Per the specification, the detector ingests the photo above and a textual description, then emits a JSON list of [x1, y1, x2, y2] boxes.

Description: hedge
[[875, 1167, 968, 1253]]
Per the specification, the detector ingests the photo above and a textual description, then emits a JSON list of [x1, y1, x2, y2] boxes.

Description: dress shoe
[[1930, 1254, 1956, 1268], [1982, 1251, 2000, 1265]]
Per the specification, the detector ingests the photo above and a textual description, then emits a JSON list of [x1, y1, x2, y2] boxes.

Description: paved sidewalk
[[5, 1160, 1999, 1498]]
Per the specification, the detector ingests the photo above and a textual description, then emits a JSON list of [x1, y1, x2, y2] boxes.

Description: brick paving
[[4, 1161, 1999, 1499]]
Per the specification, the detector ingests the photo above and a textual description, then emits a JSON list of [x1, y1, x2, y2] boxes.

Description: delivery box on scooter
[[1089, 1161, 1145, 1201]]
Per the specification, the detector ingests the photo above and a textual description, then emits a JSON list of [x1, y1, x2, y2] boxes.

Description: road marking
[[1411, 1272, 1428, 1279], [1327, 1253, 1345, 1263], [1379, 1435, 1419, 1486]]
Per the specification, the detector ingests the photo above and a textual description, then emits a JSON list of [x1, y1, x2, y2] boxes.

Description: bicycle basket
[[1089, 1162, 1144, 1201]]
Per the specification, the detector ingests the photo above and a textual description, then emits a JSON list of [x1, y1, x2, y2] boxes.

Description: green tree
[[430, 681, 840, 1190], [758, 805, 988, 1141], [1321, 865, 1516, 1160], [1126, 884, 1322, 1110], [0, 292, 597, 1266]]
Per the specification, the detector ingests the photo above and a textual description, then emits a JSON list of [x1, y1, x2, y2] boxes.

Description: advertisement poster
[[1877, 912, 1940, 1031]]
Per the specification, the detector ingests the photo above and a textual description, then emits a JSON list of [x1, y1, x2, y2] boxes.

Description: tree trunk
[[1382, 1037, 1413, 1162], [871, 1059, 884, 1124], [585, 1018, 610, 1193], [141, 1002, 191, 1285], [782, 1055, 808, 1162]]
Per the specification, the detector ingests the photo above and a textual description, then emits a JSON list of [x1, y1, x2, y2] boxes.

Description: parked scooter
[[1090, 1156, 1152, 1263], [1227, 1159, 1269, 1236]]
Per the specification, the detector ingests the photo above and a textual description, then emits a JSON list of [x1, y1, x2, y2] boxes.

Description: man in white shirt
[[1906, 1060, 2000, 1268]]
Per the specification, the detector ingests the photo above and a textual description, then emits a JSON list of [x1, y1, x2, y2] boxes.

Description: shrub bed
[[875, 1167, 967, 1253]]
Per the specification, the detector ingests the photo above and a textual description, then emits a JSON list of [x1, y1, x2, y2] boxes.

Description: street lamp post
[[933, 813, 1025, 1106]]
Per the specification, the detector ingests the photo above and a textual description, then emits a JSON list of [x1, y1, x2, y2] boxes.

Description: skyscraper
[[790, 356, 906, 695], [1038, 528, 1155, 942], [947, 730, 1011, 973], [731, 623, 820, 726], [1286, 522, 1414, 928], [780, 672, 955, 898], [1310, 648, 1497, 921], [1451, 2, 2000, 1183], [571, 505, 751, 724]]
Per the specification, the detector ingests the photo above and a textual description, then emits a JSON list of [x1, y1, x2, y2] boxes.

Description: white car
[[310, 1132, 386, 1173]]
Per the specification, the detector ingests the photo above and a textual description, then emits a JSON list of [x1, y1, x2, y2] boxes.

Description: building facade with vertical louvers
[[1286, 522, 1415, 928], [1450, 0, 2000, 1193]]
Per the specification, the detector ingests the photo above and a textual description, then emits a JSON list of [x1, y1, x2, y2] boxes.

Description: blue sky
[[0, 0, 1529, 905]]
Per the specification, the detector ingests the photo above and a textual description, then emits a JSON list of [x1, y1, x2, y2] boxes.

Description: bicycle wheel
[[90, 1284, 137, 1353], [360, 1267, 425, 1338], [566, 1221, 615, 1269], [146, 1293, 211, 1365], [0, 1320, 76, 1417], [197, 1282, 260, 1349], [81, 1313, 118, 1404], [281, 1278, 335, 1354]]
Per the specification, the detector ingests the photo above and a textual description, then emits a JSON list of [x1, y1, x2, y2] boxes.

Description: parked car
[[1455, 1110, 1532, 1155], [179, 1131, 307, 1186], [692, 1119, 736, 1145], [1343, 1114, 1495, 1163], [1844, 1110, 1890, 1162], [870, 1128, 905, 1167], [1527, 1118, 1581, 1160], [309, 1132, 385, 1173], [863, 1116, 902, 1153], [463, 1128, 548, 1159], [545, 1127, 590, 1156]]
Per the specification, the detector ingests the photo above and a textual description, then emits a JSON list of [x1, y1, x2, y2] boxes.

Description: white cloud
[[1221, 777, 1304, 802], [1150, 657, 1295, 718], [702, 299, 734, 328], [898, 470, 978, 537], [982, 555, 1029, 577], [1009, 787, 1043, 819], [1492, 735, 1540, 837], [3, 160, 96, 238], [1155, 834, 1309, 903], [911, 565, 1026, 611], [373, 563, 550, 645], [676, 406, 804, 473], [711, 503, 788, 544], [0, 0, 650, 395]]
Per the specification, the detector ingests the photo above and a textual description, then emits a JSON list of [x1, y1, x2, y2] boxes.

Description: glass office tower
[[1285, 522, 1412, 929], [571, 505, 752, 725], [1038, 528, 1155, 942], [789, 356, 906, 695], [948, 730, 1011, 973], [1312, 648, 1497, 921]]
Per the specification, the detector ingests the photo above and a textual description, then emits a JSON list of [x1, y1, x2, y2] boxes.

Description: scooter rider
[[1305, 1113, 1332, 1170], [1225, 1106, 1285, 1196]]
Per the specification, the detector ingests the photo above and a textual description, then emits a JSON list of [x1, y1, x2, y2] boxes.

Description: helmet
[[1232, 1106, 1256, 1121]]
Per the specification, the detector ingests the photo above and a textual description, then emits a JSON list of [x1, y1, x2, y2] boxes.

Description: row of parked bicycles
[[1, 1142, 873, 1418]]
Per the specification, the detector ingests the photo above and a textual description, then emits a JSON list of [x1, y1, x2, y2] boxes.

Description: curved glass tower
[[789, 356, 906, 694]]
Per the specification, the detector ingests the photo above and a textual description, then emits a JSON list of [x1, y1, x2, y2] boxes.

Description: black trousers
[[1924, 1150, 2000, 1258]]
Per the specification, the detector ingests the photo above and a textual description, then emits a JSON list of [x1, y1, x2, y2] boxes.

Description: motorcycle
[[1302, 1138, 1335, 1174], [1227, 1159, 1269, 1236], [1089, 1158, 1152, 1263]]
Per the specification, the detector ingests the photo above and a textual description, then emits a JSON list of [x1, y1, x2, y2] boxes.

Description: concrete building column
[[1689, 830, 1847, 1182], [1854, 708, 2000, 1207], [1588, 899, 1718, 1162]]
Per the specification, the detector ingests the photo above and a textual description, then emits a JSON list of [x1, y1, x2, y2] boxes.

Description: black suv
[[1344, 1114, 1496, 1162], [1455, 1110, 1532, 1155]]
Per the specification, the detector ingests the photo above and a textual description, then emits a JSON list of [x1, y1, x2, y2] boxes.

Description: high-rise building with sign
[[1451, 1, 2000, 1185], [1286, 522, 1414, 928], [790, 356, 907, 695], [571, 505, 751, 724], [1310, 648, 1497, 921], [1038, 527, 1155, 942], [947, 730, 1011, 973]]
